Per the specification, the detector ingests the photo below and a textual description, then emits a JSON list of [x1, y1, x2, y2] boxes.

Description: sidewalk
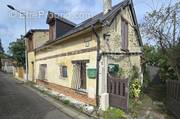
[[24, 83, 95, 119]]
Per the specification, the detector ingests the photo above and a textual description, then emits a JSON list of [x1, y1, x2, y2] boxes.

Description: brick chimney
[[103, 0, 112, 15]]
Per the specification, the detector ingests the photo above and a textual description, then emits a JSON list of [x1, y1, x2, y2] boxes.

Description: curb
[[24, 84, 95, 119]]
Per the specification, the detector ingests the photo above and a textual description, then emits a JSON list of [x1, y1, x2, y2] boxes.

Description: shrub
[[103, 108, 126, 119], [129, 66, 142, 99], [63, 100, 70, 105]]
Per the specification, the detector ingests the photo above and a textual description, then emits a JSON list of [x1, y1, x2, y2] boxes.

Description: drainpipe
[[92, 24, 101, 107]]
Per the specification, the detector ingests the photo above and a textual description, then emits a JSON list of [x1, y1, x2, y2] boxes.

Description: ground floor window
[[72, 60, 89, 91], [38, 64, 47, 80], [59, 65, 68, 78]]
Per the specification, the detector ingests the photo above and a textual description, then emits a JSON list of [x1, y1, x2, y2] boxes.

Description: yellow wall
[[28, 52, 35, 81], [35, 33, 97, 99], [28, 31, 49, 82]]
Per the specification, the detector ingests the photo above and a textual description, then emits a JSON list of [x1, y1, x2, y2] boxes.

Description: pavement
[[0, 71, 79, 119]]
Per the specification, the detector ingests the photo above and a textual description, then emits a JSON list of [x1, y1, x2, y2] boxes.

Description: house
[[1, 58, 14, 73], [25, 29, 49, 82], [29, 0, 143, 110]]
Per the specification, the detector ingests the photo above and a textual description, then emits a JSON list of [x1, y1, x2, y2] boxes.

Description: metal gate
[[107, 74, 129, 111]]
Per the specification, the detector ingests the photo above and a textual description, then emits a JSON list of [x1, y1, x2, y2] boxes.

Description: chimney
[[103, 0, 112, 15]]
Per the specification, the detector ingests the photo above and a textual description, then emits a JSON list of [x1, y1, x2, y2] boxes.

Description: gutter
[[92, 25, 101, 107]]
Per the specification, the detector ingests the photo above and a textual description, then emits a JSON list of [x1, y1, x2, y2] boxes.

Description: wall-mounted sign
[[87, 68, 96, 79]]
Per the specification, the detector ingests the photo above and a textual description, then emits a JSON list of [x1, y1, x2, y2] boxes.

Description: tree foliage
[[8, 37, 25, 67], [0, 39, 4, 54], [141, 2, 180, 80], [143, 44, 178, 81], [0, 38, 4, 70]]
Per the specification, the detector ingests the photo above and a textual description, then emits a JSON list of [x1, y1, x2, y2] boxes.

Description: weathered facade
[[1, 58, 14, 73], [25, 29, 49, 82], [28, 0, 143, 110]]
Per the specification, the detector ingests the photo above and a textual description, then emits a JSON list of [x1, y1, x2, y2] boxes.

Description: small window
[[85, 41, 90, 47], [84, 38, 91, 47], [60, 65, 68, 78]]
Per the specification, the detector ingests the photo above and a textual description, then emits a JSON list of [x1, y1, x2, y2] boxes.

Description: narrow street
[[0, 72, 72, 119]]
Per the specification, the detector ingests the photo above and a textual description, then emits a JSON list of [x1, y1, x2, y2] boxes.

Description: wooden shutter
[[121, 20, 125, 49], [121, 18, 128, 50], [59, 65, 63, 78]]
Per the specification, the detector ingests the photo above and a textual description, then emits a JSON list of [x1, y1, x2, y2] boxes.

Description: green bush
[[129, 66, 142, 99], [103, 108, 126, 119], [63, 100, 70, 105], [130, 79, 142, 99]]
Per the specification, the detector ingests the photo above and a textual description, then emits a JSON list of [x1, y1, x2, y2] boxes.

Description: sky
[[0, 0, 178, 52]]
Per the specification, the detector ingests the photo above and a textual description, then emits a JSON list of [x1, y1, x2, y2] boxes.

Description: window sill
[[75, 89, 88, 95], [121, 49, 129, 52]]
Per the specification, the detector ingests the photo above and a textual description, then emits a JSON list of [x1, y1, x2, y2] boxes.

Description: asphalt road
[[0, 72, 72, 119]]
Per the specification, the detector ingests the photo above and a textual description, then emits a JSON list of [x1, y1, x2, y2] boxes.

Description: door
[[107, 74, 129, 111], [31, 62, 35, 82]]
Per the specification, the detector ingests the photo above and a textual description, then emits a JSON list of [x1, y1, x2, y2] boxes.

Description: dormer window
[[46, 11, 76, 41]]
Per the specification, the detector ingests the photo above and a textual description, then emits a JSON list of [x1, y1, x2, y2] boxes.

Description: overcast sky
[[0, 0, 178, 52]]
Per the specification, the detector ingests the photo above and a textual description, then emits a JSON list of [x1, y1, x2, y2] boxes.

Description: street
[[0, 72, 72, 119]]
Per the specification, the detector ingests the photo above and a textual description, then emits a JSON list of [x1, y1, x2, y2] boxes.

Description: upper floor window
[[121, 18, 128, 50]]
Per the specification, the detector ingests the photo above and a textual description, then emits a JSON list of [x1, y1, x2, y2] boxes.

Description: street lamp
[[7, 4, 28, 81]]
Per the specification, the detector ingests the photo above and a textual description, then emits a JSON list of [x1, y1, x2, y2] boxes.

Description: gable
[[104, 1, 142, 47]]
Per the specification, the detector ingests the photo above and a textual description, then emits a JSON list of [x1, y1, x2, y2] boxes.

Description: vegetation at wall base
[[103, 107, 126, 119]]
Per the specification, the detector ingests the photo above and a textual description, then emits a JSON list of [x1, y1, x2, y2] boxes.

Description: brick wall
[[37, 80, 96, 106]]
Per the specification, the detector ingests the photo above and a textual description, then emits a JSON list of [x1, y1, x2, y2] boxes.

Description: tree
[[144, 44, 178, 82], [9, 36, 25, 68], [0, 39, 4, 70], [0, 39, 4, 54], [141, 2, 180, 80]]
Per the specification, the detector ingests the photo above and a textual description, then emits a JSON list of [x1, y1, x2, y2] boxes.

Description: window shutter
[[125, 22, 128, 49], [59, 65, 63, 78], [121, 20, 125, 49], [121, 18, 128, 50]]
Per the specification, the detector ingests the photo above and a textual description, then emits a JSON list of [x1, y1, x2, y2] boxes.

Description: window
[[38, 64, 47, 80], [60, 65, 68, 78], [84, 38, 91, 47], [121, 18, 128, 50]]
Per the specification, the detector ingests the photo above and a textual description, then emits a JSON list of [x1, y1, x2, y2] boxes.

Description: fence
[[166, 80, 180, 119]]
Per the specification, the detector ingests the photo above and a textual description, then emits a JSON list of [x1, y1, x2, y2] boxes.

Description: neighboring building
[[29, 0, 143, 110], [1, 58, 14, 73], [25, 29, 49, 82]]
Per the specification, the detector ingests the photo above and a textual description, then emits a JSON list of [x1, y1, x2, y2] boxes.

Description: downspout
[[92, 24, 101, 107]]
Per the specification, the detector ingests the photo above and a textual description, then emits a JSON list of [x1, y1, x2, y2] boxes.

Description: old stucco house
[[25, 29, 49, 82], [28, 0, 143, 110]]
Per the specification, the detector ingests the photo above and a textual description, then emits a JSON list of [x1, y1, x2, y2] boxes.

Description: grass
[[103, 108, 126, 119]]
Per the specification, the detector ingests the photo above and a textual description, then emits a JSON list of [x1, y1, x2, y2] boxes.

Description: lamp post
[[7, 4, 28, 81]]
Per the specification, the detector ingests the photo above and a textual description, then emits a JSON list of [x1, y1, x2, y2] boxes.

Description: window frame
[[59, 65, 68, 78]]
